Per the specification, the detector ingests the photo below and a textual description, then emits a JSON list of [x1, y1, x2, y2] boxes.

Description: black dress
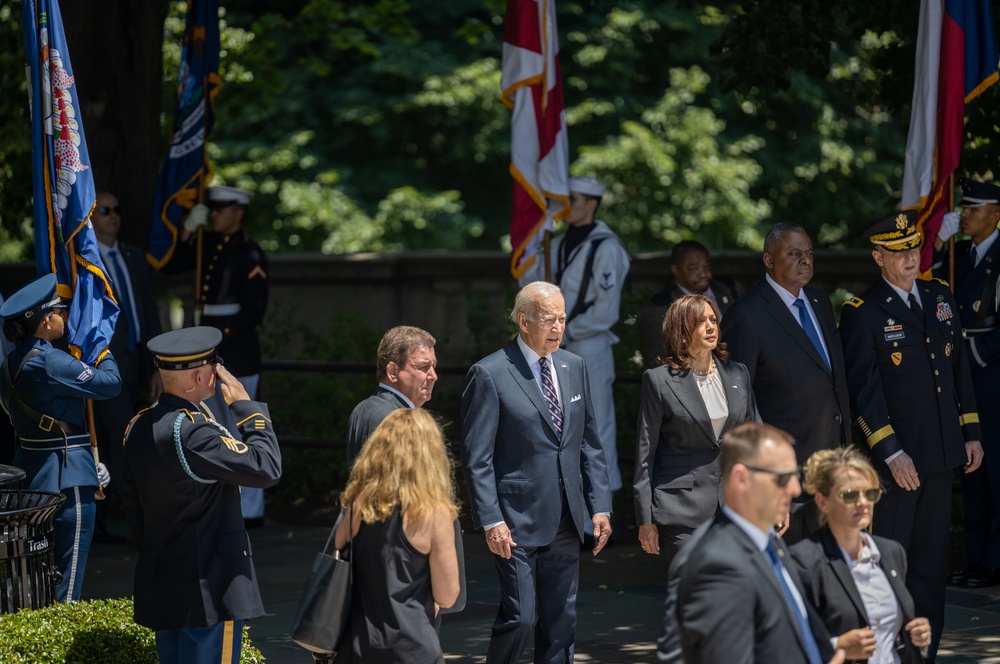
[[334, 508, 442, 663]]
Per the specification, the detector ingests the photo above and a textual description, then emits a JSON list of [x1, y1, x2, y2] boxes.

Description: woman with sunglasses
[[790, 447, 931, 663], [633, 294, 759, 564]]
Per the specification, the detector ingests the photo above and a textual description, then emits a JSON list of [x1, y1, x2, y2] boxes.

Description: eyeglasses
[[744, 465, 801, 488], [839, 488, 883, 504], [97, 205, 121, 216]]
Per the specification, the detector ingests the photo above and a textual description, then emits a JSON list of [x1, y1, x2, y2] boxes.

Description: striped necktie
[[538, 357, 563, 437]]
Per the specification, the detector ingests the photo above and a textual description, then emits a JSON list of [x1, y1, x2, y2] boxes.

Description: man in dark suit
[[933, 179, 1000, 588], [461, 281, 613, 664], [345, 325, 437, 464], [92, 191, 163, 541], [675, 422, 833, 664], [840, 211, 983, 661], [122, 327, 281, 664], [721, 223, 851, 543], [639, 241, 740, 368]]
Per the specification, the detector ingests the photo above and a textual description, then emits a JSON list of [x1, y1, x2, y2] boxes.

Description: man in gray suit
[[461, 281, 613, 664], [676, 422, 835, 664], [345, 325, 437, 464]]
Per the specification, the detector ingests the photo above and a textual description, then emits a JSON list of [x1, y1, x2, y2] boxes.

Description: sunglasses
[[744, 465, 801, 488], [839, 488, 883, 504], [97, 205, 121, 216]]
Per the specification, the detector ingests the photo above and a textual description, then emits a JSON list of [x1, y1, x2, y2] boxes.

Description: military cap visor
[[0, 273, 62, 321], [865, 210, 922, 252], [148, 327, 224, 370], [959, 178, 1000, 208]]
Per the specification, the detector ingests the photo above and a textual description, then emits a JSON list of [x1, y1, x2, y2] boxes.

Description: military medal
[[884, 318, 904, 340], [935, 302, 953, 321]]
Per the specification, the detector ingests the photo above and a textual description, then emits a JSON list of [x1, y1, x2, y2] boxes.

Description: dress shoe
[[947, 566, 978, 586], [965, 566, 1000, 588], [244, 517, 264, 529], [92, 524, 128, 544]]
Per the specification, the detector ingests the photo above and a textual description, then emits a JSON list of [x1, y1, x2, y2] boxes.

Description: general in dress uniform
[[839, 211, 983, 661], [122, 327, 281, 664], [0, 273, 120, 601], [164, 185, 270, 524]]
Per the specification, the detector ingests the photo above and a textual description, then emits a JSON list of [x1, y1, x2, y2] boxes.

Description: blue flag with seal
[[147, 0, 221, 269], [23, 0, 118, 366]]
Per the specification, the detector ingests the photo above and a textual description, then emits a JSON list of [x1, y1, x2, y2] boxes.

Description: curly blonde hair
[[341, 408, 459, 523], [802, 446, 882, 525]]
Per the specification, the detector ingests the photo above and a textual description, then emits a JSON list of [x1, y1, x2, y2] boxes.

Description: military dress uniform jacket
[[839, 278, 981, 472], [1, 338, 120, 490], [121, 393, 282, 630], [164, 232, 269, 377]]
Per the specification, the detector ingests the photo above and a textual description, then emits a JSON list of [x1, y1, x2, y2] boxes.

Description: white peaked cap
[[207, 186, 254, 205], [568, 176, 606, 197]]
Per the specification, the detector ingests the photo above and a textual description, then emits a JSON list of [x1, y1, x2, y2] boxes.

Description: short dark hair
[[720, 422, 795, 481], [763, 223, 808, 254], [376, 326, 436, 380], [670, 240, 709, 266]]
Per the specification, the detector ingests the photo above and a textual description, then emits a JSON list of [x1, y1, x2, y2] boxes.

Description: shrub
[[0, 598, 265, 663]]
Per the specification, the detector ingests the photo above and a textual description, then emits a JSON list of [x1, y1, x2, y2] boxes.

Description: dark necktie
[[108, 250, 138, 350], [538, 356, 563, 437], [971, 244, 979, 267], [793, 299, 830, 371], [907, 292, 924, 329], [765, 537, 823, 664]]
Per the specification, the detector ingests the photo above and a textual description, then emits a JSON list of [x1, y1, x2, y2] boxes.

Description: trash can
[[0, 488, 65, 612], [0, 465, 25, 487]]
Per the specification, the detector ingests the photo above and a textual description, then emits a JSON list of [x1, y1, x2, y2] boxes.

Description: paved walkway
[[83, 518, 1000, 663]]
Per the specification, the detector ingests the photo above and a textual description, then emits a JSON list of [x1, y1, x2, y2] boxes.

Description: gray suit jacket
[[460, 341, 612, 547], [633, 357, 759, 531], [345, 386, 410, 464], [722, 280, 852, 465], [677, 511, 834, 664]]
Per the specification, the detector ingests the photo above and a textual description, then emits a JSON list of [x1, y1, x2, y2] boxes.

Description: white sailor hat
[[568, 176, 606, 197], [207, 186, 254, 206]]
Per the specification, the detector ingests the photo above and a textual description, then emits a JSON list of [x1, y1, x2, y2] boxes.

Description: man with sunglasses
[[165, 186, 270, 527], [91, 191, 164, 543], [674, 422, 837, 664], [840, 211, 983, 662]]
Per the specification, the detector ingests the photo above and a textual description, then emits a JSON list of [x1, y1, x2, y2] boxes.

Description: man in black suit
[[675, 422, 833, 664], [933, 179, 1000, 588], [639, 241, 740, 368], [92, 191, 163, 541], [840, 211, 982, 661], [345, 325, 437, 464], [721, 223, 851, 544]]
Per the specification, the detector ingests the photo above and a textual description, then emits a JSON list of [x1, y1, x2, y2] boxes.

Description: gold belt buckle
[[39, 415, 55, 432]]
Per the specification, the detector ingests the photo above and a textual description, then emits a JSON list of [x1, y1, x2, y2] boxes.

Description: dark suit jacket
[[460, 341, 612, 547], [790, 527, 924, 664], [106, 241, 162, 393], [722, 279, 852, 465], [345, 386, 410, 463], [639, 279, 740, 368], [676, 511, 834, 664], [633, 357, 759, 531]]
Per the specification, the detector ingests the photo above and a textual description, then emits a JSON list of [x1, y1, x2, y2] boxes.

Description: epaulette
[[931, 277, 950, 288], [178, 408, 209, 423], [842, 296, 864, 309], [122, 405, 154, 444]]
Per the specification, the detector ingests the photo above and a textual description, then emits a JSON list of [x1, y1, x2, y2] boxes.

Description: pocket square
[[570, 394, 582, 403]]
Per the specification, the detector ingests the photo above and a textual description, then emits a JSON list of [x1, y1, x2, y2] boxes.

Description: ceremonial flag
[[503, 0, 569, 279], [147, 0, 221, 269], [23, 0, 118, 365], [901, 0, 999, 272]]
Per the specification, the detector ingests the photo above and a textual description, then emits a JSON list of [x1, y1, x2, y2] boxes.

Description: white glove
[[96, 462, 111, 488], [939, 211, 960, 242], [183, 203, 210, 233]]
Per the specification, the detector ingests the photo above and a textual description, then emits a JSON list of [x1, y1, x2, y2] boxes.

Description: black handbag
[[291, 507, 353, 654]]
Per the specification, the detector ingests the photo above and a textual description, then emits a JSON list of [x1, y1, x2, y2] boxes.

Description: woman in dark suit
[[790, 447, 931, 663], [633, 294, 759, 564]]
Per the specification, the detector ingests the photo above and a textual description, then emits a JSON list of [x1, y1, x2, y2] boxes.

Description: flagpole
[[194, 226, 203, 325], [948, 173, 955, 291], [543, 230, 552, 282], [69, 242, 106, 500]]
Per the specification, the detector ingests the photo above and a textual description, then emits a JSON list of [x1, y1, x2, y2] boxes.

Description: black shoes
[[966, 567, 1000, 589], [244, 517, 264, 529]]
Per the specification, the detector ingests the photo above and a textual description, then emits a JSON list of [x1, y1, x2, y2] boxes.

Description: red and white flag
[[502, 0, 569, 279]]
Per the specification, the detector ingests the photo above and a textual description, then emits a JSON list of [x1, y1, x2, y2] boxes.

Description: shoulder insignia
[[247, 265, 267, 280], [843, 296, 864, 309], [932, 277, 949, 288], [221, 436, 248, 454], [123, 406, 154, 444], [179, 408, 208, 423], [236, 412, 271, 427]]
